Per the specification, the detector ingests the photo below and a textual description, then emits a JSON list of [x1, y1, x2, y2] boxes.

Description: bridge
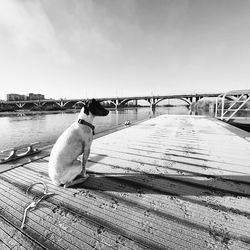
[[0, 93, 221, 110]]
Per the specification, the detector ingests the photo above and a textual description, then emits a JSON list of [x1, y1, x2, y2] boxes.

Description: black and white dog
[[48, 99, 109, 188]]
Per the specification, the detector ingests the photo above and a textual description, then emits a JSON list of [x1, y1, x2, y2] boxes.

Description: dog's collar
[[78, 119, 95, 135]]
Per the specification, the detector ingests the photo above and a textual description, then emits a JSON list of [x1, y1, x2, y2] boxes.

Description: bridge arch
[[63, 101, 78, 109], [154, 97, 192, 106], [179, 98, 192, 106], [108, 99, 134, 109], [109, 101, 117, 108], [73, 101, 86, 109], [119, 99, 132, 106]]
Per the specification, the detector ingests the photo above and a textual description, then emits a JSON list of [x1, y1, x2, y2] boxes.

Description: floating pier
[[0, 115, 250, 250]]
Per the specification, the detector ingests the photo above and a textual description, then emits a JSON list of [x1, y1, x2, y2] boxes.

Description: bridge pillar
[[195, 96, 203, 103], [56, 99, 65, 108], [115, 99, 119, 110], [151, 103, 156, 111], [187, 97, 196, 111], [146, 98, 156, 111], [16, 103, 25, 109], [34, 100, 43, 107], [189, 97, 194, 104]]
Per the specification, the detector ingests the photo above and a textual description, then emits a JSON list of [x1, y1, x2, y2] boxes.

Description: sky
[[0, 0, 250, 100]]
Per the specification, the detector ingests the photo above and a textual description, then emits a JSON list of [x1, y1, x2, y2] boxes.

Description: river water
[[0, 106, 211, 151]]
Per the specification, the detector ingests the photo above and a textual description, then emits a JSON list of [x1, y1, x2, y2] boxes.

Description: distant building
[[6, 93, 45, 101], [6, 94, 27, 101], [28, 93, 45, 100]]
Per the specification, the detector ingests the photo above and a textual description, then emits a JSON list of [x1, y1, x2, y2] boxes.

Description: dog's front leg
[[81, 147, 90, 177], [63, 150, 90, 188]]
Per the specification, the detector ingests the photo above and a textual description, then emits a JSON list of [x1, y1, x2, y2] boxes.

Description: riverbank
[[0, 109, 79, 117]]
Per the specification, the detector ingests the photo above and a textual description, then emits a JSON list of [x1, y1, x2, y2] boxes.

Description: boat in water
[[227, 118, 250, 132]]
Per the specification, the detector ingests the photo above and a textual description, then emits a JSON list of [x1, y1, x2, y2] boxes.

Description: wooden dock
[[0, 115, 250, 250]]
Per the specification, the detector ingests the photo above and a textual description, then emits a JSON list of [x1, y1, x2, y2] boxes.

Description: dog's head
[[84, 99, 109, 116]]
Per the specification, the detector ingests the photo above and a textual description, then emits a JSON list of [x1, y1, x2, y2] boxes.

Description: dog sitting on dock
[[48, 99, 109, 188]]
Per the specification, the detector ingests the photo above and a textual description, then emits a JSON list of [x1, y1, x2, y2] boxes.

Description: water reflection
[[0, 106, 199, 150]]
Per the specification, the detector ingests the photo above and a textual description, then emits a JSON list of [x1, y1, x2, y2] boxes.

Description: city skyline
[[1, 0, 250, 100]]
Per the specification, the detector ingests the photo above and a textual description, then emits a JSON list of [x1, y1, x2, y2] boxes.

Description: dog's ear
[[84, 100, 90, 115]]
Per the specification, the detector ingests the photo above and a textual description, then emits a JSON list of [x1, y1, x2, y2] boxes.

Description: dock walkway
[[0, 115, 250, 250]]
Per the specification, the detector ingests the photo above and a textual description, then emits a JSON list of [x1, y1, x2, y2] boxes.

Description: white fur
[[48, 108, 94, 187]]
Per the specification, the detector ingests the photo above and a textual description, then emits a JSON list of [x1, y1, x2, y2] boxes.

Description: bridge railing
[[215, 90, 250, 121]]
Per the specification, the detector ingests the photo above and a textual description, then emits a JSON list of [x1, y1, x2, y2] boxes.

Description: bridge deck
[[0, 115, 250, 250]]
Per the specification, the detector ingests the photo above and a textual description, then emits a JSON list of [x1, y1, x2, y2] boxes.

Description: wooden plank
[[88, 148, 250, 195], [0, 172, 150, 250], [0, 216, 43, 250], [22, 161, 250, 239], [0, 241, 10, 250], [0, 150, 50, 174], [0, 115, 250, 250], [3, 160, 250, 250], [89, 146, 250, 181], [2, 168, 208, 250]]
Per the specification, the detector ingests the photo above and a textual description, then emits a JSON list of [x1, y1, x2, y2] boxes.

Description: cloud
[[0, 0, 71, 64], [49, 0, 123, 62]]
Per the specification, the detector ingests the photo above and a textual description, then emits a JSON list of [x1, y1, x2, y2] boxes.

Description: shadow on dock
[[73, 172, 250, 198]]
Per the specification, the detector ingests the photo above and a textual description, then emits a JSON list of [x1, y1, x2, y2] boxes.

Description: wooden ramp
[[1, 115, 250, 250]]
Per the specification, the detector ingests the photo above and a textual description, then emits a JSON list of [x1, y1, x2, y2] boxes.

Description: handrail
[[215, 90, 250, 121], [226, 96, 250, 121]]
